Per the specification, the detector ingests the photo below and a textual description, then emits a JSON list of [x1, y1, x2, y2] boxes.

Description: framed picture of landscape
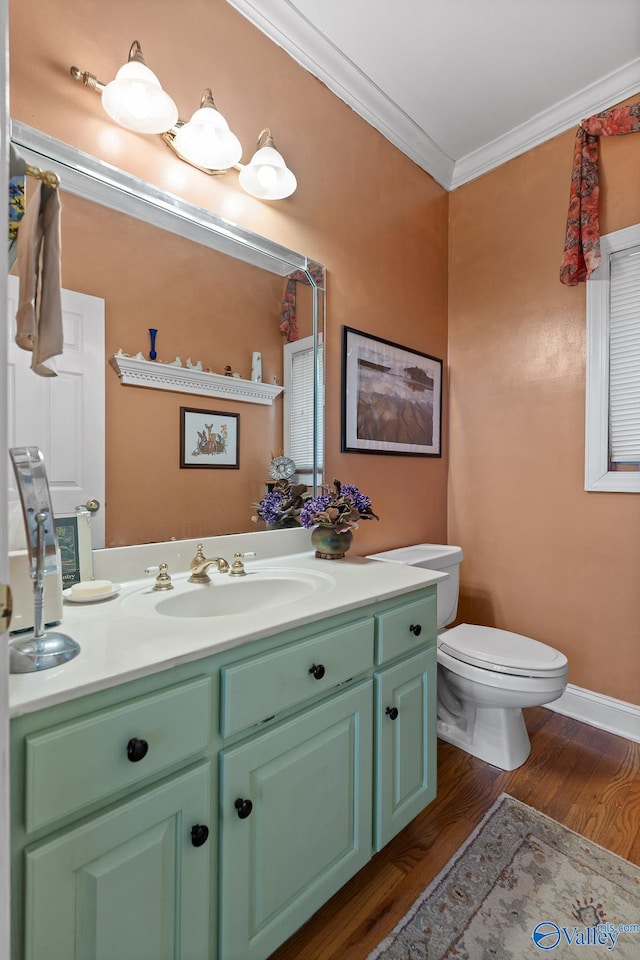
[[341, 326, 442, 457]]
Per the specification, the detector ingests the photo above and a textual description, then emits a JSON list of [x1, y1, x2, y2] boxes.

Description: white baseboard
[[546, 684, 640, 743]]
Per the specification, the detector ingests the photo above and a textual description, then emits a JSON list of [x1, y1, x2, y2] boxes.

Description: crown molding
[[227, 2, 640, 192], [225, 0, 455, 189], [451, 57, 640, 189]]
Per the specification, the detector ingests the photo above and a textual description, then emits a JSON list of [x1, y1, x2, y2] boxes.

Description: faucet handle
[[145, 562, 174, 591], [229, 552, 256, 577], [192, 544, 206, 567]]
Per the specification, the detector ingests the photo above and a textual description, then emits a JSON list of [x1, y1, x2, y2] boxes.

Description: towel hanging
[[14, 177, 63, 377], [9, 145, 59, 268]]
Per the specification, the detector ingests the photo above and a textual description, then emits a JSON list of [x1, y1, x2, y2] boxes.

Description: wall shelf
[[110, 355, 284, 406]]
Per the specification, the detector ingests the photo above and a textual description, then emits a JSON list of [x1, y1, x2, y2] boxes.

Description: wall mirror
[[8, 121, 325, 549]]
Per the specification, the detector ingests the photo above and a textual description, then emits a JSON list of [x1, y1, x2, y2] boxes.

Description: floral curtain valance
[[280, 264, 324, 342], [560, 103, 640, 286]]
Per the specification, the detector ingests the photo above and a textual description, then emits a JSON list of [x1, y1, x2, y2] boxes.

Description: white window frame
[[283, 334, 324, 486], [585, 222, 640, 492]]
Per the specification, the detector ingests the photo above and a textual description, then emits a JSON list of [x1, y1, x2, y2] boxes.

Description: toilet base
[[437, 705, 531, 771]]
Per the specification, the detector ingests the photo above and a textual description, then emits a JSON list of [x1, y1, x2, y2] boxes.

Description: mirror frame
[[9, 120, 325, 502]]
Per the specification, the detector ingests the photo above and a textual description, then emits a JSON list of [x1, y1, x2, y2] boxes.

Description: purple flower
[[299, 480, 379, 531], [300, 494, 332, 529], [252, 480, 311, 527], [259, 491, 286, 525], [340, 484, 372, 513]]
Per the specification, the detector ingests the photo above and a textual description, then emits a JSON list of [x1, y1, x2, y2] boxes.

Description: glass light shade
[[102, 60, 178, 134], [238, 144, 297, 200], [173, 105, 242, 171]]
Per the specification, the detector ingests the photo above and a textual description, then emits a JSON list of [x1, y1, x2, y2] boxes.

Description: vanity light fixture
[[167, 88, 242, 172], [99, 41, 178, 134], [70, 41, 297, 199], [239, 128, 297, 200]]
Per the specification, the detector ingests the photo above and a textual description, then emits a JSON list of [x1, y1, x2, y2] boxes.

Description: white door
[[7, 276, 106, 547]]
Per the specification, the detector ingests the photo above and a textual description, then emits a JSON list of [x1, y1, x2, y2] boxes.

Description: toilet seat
[[438, 623, 568, 679]]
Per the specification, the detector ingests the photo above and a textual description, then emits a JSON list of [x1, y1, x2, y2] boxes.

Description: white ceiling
[[226, 0, 640, 190]]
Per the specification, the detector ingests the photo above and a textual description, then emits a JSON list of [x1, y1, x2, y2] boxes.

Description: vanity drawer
[[24, 677, 211, 833], [375, 593, 437, 664], [221, 619, 374, 738]]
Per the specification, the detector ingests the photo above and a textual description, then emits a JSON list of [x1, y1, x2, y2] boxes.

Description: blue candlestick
[[149, 328, 158, 360]]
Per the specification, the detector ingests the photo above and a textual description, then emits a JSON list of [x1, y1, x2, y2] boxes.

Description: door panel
[[375, 648, 437, 850], [24, 763, 211, 960], [7, 276, 105, 545], [219, 681, 372, 960]]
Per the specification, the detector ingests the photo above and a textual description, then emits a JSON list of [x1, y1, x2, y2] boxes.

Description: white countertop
[[10, 546, 444, 718]]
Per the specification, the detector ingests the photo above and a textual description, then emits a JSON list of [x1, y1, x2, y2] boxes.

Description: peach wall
[[9, 0, 449, 555], [448, 118, 640, 703]]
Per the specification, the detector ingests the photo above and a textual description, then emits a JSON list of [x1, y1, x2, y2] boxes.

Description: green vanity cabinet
[[374, 592, 438, 850], [374, 648, 437, 850], [23, 762, 212, 960], [219, 681, 373, 960], [10, 583, 438, 960], [10, 672, 218, 960]]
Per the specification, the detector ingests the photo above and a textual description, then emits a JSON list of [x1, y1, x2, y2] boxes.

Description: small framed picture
[[54, 512, 94, 588], [341, 326, 443, 457], [180, 406, 240, 469]]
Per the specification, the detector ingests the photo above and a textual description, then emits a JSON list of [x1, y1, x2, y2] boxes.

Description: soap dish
[[63, 583, 121, 604]]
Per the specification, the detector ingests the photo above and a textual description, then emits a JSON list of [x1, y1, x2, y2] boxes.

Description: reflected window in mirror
[[284, 335, 324, 489]]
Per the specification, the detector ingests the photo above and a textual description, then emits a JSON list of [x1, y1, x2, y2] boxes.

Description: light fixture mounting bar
[[70, 65, 106, 94]]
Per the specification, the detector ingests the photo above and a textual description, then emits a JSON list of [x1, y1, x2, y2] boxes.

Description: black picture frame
[[180, 407, 240, 469], [341, 326, 443, 457]]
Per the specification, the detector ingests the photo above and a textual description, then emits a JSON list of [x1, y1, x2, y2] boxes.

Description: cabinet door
[[23, 763, 211, 960], [219, 681, 372, 960], [374, 648, 436, 850]]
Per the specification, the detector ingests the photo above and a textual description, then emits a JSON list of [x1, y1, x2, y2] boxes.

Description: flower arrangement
[[252, 480, 310, 528], [300, 479, 379, 532]]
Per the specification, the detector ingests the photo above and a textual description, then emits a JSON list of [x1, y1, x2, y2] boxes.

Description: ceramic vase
[[310, 524, 353, 560]]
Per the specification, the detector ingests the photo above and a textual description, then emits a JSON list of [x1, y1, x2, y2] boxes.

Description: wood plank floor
[[268, 707, 640, 960]]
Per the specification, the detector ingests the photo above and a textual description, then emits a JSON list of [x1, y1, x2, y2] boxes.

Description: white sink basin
[[123, 567, 335, 619]]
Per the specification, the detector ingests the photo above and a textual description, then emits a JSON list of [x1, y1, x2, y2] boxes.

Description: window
[[585, 223, 640, 492], [283, 335, 324, 485]]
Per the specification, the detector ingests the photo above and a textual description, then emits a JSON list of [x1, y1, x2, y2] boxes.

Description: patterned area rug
[[368, 793, 640, 959]]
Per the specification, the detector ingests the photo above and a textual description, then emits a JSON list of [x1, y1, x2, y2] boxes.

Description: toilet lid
[[438, 623, 568, 678]]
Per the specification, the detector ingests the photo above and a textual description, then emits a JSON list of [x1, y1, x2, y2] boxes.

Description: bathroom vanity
[[9, 539, 444, 960]]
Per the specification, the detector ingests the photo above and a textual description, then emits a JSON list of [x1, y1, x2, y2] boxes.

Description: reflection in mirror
[[9, 123, 325, 548], [8, 446, 81, 673], [9, 446, 58, 576]]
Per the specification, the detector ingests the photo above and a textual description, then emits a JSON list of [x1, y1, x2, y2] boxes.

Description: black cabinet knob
[[126, 737, 149, 762], [309, 663, 326, 680], [385, 706, 399, 720], [191, 824, 209, 847], [409, 623, 422, 636], [235, 798, 253, 819]]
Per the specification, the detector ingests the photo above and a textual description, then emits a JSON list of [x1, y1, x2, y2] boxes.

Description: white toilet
[[370, 544, 568, 771]]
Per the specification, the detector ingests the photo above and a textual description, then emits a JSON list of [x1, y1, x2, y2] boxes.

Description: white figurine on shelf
[[165, 356, 182, 367], [134, 351, 145, 361], [186, 358, 203, 372]]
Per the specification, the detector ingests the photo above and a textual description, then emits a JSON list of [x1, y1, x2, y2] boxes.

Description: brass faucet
[[188, 544, 230, 584], [229, 551, 256, 577], [145, 562, 174, 591]]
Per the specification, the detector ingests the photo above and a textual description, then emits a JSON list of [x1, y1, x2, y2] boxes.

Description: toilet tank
[[368, 544, 463, 630]]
